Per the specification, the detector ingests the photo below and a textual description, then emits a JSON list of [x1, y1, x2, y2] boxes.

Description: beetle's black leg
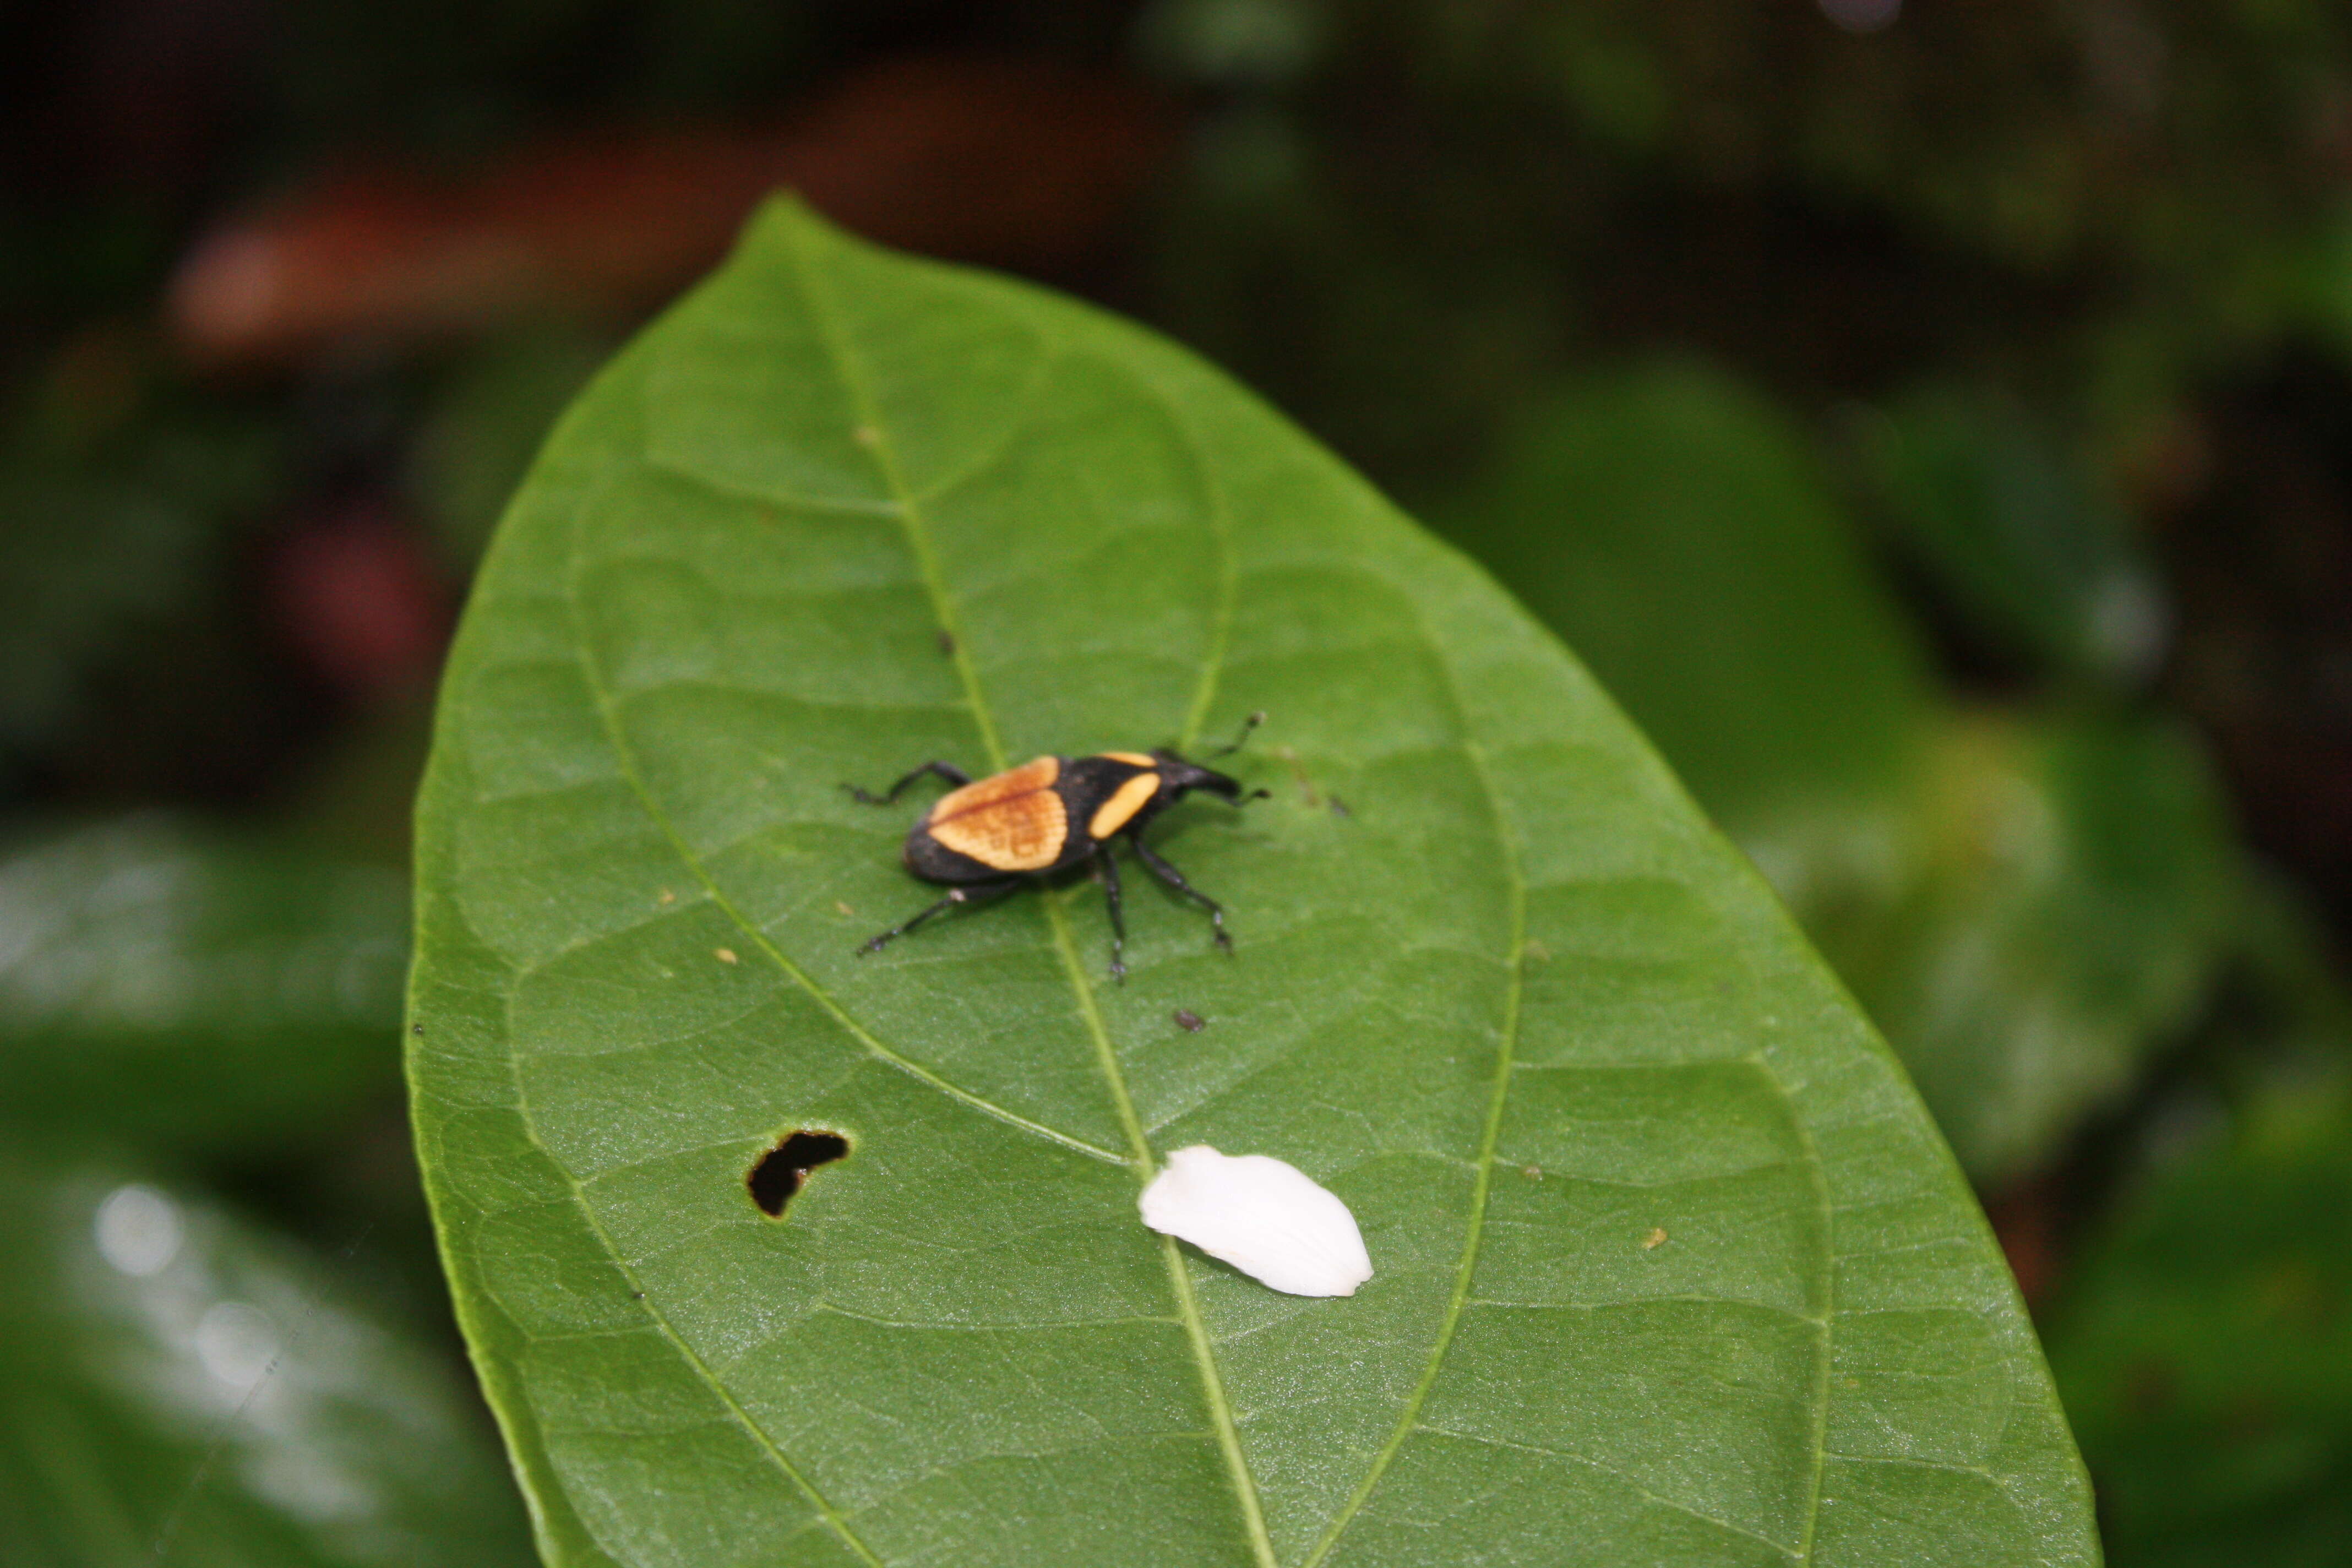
[[857, 878, 1020, 955], [1097, 846, 1129, 983], [843, 761, 971, 806], [1131, 836, 1232, 954]]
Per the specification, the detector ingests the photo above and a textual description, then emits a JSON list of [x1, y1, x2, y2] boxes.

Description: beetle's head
[[1150, 752, 1244, 803], [1151, 712, 1270, 805]]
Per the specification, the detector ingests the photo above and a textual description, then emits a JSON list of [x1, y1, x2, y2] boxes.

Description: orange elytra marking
[[1102, 751, 1157, 767], [928, 756, 1066, 871], [1088, 772, 1161, 841], [928, 756, 1059, 824]]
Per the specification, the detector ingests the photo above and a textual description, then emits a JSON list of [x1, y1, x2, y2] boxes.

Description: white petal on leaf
[[1138, 1145, 1373, 1297]]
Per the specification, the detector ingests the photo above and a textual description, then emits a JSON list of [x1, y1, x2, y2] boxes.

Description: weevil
[[847, 714, 1267, 978]]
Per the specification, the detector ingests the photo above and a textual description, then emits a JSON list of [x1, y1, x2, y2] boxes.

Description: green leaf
[[0, 1155, 535, 1566], [407, 200, 2097, 1566], [0, 818, 410, 1155]]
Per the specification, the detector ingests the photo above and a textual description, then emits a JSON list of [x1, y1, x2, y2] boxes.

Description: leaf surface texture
[[407, 202, 2098, 1567]]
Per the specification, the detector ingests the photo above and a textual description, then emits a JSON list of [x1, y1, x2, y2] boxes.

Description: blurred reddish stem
[[1985, 1174, 2060, 1310], [171, 57, 1175, 367], [271, 502, 450, 701]]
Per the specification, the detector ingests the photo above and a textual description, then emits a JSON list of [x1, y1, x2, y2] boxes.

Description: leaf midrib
[[784, 219, 1283, 1568], [550, 546, 1124, 1166], [779, 217, 1554, 1568]]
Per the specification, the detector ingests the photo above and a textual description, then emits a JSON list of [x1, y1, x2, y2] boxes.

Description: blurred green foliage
[[2052, 1074, 2352, 1566], [1433, 361, 2246, 1181], [1139, 0, 2352, 482], [0, 340, 286, 770], [0, 818, 409, 1158], [2045, 894, 2352, 1566], [0, 1159, 533, 1566], [406, 328, 612, 573], [1433, 361, 1934, 825], [1854, 386, 2165, 685]]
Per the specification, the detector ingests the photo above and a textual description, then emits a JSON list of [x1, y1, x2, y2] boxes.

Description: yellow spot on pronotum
[[1102, 751, 1157, 767], [1642, 1227, 1668, 1250], [1087, 772, 1161, 840], [716, 948, 739, 965]]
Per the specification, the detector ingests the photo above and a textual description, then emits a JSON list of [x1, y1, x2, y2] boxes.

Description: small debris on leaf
[[715, 948, 739, 965], [658, 888, 676, 905], [1522, 1164, 1542, 1180], [1642, 1227, 1669, 1250], [1174, 1008, 1206, 1032], [1269, 744, 1322, 807], [834, 900, 856, 918], [1139, 1146, 1373, 1298]]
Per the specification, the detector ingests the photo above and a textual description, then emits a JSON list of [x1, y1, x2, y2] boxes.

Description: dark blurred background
[[4, 2, 2350, 1563]]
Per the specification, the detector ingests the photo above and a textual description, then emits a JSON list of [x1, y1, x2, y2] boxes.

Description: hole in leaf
[[748, 1131, 850, 1217]]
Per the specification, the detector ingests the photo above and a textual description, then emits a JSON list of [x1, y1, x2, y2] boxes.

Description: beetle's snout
[[1149, 749, 1265, 805], [1180, 765, 1251, 803]]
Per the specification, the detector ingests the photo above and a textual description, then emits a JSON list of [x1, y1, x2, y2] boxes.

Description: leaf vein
[[1297, 617, 1532, 1568], [549, 493, 1126, 1164], [1412, 1424, 1801, 1560], [1769, 1059, 1838, 1566], [489, 984, 886, 1566]]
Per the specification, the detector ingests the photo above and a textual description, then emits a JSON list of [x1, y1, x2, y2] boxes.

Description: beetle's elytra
[[847, 714, 1268, 979]]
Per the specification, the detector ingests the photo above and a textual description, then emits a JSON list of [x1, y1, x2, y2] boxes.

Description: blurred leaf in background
[[1853, 385, 2168, 687], [1433, 359, 2243, 1182], [0, 334, 288, 776], [406, 325, 613, 573], [0, 1159, 534, 1567], [1431, 360, 1936, 832], [1829, 709, 2240, 1182], [0, 817, 409, 1160], [2045, 892, 2352, 1568], [2049, 1072, 2352, 1567]]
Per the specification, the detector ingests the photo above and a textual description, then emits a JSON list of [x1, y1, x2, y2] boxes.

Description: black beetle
[[847, 714, 1267, 978]]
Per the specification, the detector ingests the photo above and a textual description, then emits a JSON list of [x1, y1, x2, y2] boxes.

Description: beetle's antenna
[[1212, 711, 1266, 758]]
